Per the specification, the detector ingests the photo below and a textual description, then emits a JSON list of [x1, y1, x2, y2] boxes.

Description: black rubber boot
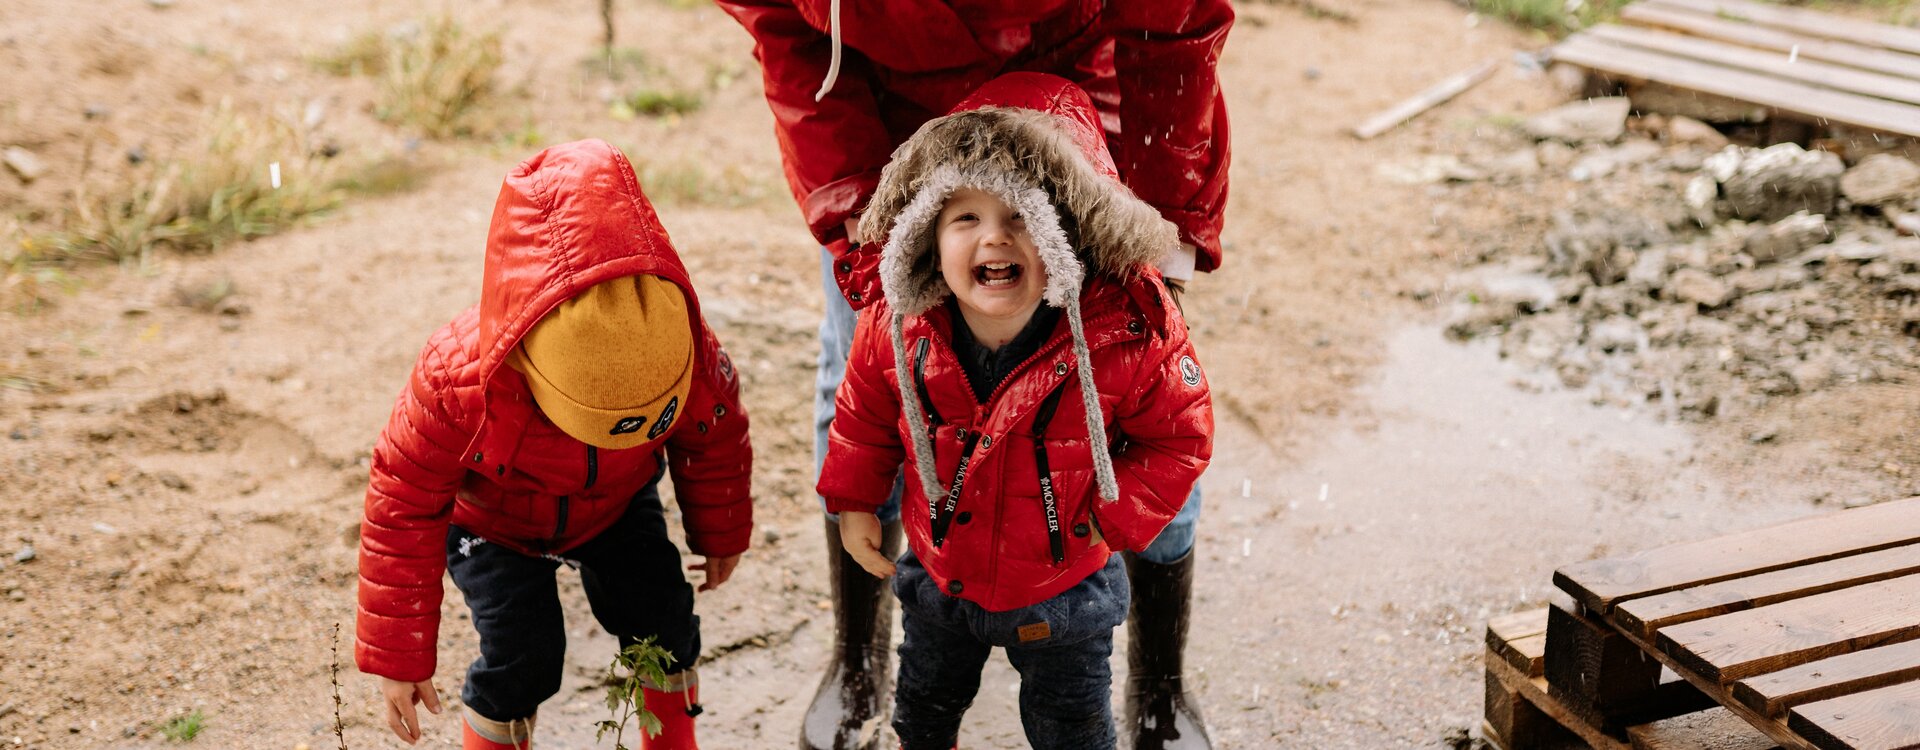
[[800, 516, 902, 750], [1124, 550, 1212, 750]]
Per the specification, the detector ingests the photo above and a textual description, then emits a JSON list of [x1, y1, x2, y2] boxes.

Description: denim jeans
[[890, 550, 1130, 750], [815, 247, 1203, 561], [446, 474, 700, 721]]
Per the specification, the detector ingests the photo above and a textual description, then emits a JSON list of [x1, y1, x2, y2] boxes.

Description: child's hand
[[379, 677, 441, 744], [689, 554, 742, 592], [840, 511, 896, 578]]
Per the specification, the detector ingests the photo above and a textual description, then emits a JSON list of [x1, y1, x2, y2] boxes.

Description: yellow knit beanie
[[508, 275, 693, 449]]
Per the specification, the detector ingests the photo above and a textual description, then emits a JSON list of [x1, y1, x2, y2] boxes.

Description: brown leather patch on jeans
[[1017, 621, 1052, 643]]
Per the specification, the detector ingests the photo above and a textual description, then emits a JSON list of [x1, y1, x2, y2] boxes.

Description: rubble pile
[[1446, 100, 1920, 421]]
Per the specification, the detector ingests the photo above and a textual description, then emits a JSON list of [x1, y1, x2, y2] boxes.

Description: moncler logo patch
[[1017, 621, 1052, 643], [1179, 355, 1202, 387], [610, 416, 648, 436], [647, 395, 679, 439], [717, 349, 735, 383]]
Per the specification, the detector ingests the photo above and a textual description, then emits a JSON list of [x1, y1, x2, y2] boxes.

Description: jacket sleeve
[[664, 324, 755, 558], [818, 305, 908, 514], [356, 338, 467, 683], [1106, 0, 1234, 272], [716, 0, 895, 249], [1093, 332, 1214, 554]]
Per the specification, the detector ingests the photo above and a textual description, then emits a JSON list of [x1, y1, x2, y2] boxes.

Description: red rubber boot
[[461, 708, 534, 749], [638, 676, 703, 750]]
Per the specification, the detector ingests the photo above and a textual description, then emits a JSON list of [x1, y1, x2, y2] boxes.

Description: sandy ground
[[2, 0, 1915, 748]]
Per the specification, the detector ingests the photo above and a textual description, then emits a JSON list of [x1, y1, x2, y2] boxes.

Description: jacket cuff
[[688, 521, 753, 558], [823, 495, 885, 515], [1155, 207, 1222, 272], [804, 171, 884, 243], [355, 640, 434, 684]]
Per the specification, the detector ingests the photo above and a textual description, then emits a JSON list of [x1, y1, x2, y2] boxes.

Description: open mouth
[[973, 262, 1024, 288]]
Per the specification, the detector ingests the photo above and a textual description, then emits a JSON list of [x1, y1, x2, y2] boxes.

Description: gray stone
[[1684, 175, 1719, 226], [1570, 140, 1663, 182], [1723, 143, 1845, 222], [1744, 211, 1831, 263], [1522, 97, 1631, 145], [1670, 269, 1732, 307], [1840, 154, 1920, 207], [1536, 141, 1576, 170], [1666, 116, 1729, 149], [1478, 148, 1541, 181], [1587, 316, 1642, 352], [11, 545, 31, 563], [3, 147, 45, 183], [1627, 246, 1670, 289]]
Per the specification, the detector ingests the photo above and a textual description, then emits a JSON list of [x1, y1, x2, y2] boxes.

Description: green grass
[[160, 710, 206, 742], [621, 88, 704, 118]]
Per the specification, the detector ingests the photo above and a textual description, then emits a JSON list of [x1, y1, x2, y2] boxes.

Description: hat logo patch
[[610, 416, 649, 436], [1179, 356, 1202, 387], [647, 396, 679, 440]]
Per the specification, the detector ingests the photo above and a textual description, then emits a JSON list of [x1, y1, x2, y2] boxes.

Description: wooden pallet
[[1547, 496, 1920, 749], [1549, 0, 1920, 142]]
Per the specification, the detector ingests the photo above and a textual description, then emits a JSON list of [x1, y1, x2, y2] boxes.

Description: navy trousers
[[446, 476, 700, 722], [890, 550, 1131, 750]]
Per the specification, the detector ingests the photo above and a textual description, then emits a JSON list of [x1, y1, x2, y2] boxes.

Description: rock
[[1627, 246, 1670, 289], [1445, 300, 1521, 340], [1571, 140, 1663, 182], [1588, 316, 1642, 352], [1703, 146, 1745, 184], [1727, 265, 1809, 296], [12, 545, 33, 564], [3, 147, 46, 183], [1470, 270, 1560, 312], [1723, 143, 1845, 222], [1669, 269, 1732, 307], [1684, 174, 1719, 226], [1377, 155, 1482, 185], [1522, 97, 1631, 144], [1665, 115, 1729, 149], [1536, 141, 1576, 170], [1744, 211, 1831, 263], [1546, 209, 1668, 285], [1840, 154, 1920, 207], [1478, 148, 1540, 181]]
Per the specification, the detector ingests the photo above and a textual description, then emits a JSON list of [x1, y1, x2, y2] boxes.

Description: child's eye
[[952, 213, 977, 223]]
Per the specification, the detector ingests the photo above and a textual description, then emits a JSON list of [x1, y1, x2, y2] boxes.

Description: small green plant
[[375, 16, 505, 138], [597, 638, 676, 750], [160, 710, 206, 742], [622, 88, 704, 118], [312, 29, 391, 76]]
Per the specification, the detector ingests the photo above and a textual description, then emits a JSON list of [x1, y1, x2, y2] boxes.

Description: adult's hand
[[380, 677, 442, 744], [690, 554, 743, 592]]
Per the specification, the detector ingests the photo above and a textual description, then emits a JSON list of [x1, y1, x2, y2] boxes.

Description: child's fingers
[[418, 681, 442, 714], [386, 697, 420, 744]]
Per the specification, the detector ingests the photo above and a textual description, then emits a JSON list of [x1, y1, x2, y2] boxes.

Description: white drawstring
[[813, 0, 843, 102]]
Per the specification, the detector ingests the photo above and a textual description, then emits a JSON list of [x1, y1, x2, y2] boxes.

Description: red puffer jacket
[[717, 0, 1234, 302], [819, 276, 1212, 612], [355, 140, 754, 683]]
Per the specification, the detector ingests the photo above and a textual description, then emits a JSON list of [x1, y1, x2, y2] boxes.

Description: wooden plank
[[1647, 0, 1920, 57], [1609, 622, 1826, 750], [1552, 34, 1920, 138], [1488, 667, 1563, 748], [1621, 4, 1920, 81], [1554, 497, 1920, 615], [1629, 707, 1782, 750], [1351, 59, 1499, 139], [1655, 573, 1920, 684], [1584, 25, 1920, 107], [1487, 650, 1632, 750], [1490, 608, 1551, 677], [1549, 599, 1665, 722], [1616, 543, 1920, 640], [1788, 680, 1920, 750], [1733, 639, 1920, 718]]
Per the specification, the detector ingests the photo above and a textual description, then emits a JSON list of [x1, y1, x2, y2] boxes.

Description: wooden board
[[1616, 543, 1920, 639], [1584, 25, 1920, 107], [1629, 707, 1782, 750], [1487, 650, 1632, 750], [1646, 0, 1920, 57], [1654, 573, 1920, 683], [1490, 608, 1551, 677], [1620, 4, 1920, 82], [1733, 639, 1920, 718], [1787, 680, 1920, 750], [1555, 497, 1920, 615], [1551, 34, 1920, 139]]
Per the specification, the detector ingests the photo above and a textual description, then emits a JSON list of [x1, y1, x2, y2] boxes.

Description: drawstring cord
[[813, 0, 843, 102]]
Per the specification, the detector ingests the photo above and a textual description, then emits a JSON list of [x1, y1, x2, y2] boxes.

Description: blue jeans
[[891, 551, 1129, 750], [815, 248, 1203, 561], [445, 475, 700, 721]]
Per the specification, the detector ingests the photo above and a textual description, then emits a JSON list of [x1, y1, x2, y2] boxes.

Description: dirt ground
[[2, 0, 1916, 748]]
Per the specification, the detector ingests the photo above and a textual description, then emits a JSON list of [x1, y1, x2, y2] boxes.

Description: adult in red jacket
[[716, 3, 1232, 748], [356, 139, 753, 748]]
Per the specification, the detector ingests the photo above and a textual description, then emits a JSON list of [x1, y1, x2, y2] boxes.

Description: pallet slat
[[1616, 543, 1920, 640], [1555, 498, 1920, 615], [1732, 639, 1920, 718], [1647, 0, 1920, 57], [1629, 707, 1782, 750], [1584, 24, 1920, 107], [1787, 680, 1920, 750], [1491, 608, 1552, 677], [1620, 5, 1920, 82], [1655, 573, 1920, 684]]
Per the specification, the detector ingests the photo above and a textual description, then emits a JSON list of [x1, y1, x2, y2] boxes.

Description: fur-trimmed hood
[[856, 73, 1179, 508]]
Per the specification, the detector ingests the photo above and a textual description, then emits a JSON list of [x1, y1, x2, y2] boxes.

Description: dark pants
[[890, 551, 1130, 750], [446, 477, 700, 722]]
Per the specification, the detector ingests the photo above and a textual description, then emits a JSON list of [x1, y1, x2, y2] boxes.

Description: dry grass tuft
[[373, 16, 505, 139]]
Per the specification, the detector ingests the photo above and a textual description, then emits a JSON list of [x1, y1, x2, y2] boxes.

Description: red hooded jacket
[[818, 77, 1213, 612], [717, 0, 1234, 305], [355, 140, 754, 682]]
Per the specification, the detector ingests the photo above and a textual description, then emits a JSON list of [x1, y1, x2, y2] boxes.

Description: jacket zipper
[[585, 446, 599, 489], [1030, 383, 1070, 564]]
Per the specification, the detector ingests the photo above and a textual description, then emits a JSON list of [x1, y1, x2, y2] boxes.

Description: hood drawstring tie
[[813, 0, 843, 102]]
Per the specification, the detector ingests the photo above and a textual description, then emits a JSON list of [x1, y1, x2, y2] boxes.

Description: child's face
[[936, 187, 1048, 328]]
